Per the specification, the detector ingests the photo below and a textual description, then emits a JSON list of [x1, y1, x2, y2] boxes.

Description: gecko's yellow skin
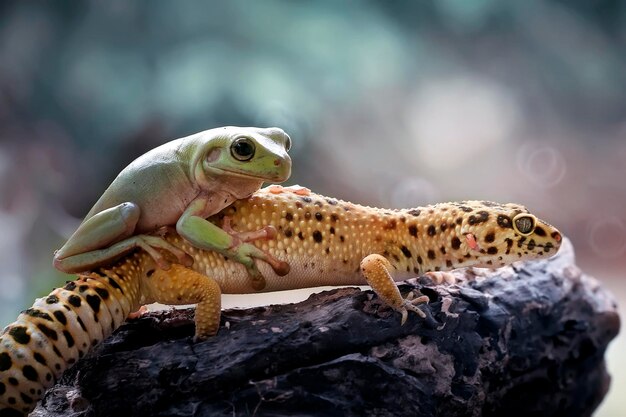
[[0, 186, 561, 416]]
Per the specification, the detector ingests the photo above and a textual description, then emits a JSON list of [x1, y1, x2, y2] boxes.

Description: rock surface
[[32, 239, 620, 417]]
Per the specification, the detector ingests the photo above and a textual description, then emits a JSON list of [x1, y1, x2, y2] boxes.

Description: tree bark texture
[[32, 238, 620, 417]]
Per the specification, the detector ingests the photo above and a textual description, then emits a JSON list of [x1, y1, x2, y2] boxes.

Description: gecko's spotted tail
[[0, 261, 143, 416]]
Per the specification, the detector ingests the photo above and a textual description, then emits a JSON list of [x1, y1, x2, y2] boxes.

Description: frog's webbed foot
[[140, 234, 194, 269], [222, 216, 290, 280], [361, 254, 429, 325]]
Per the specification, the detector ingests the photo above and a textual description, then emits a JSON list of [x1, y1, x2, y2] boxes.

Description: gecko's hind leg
[[360, 254, 429, 325], [146, 264, 222, 341]]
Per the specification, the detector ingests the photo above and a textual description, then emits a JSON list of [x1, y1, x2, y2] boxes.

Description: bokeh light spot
[[588, 216, 626, 259], [516, 143, 567, 188]]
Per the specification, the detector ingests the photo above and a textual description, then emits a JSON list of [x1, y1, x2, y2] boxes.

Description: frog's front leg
[[176, 197, 290, 291], [53, 202, 192, 273], [360, 254, 429, 325]]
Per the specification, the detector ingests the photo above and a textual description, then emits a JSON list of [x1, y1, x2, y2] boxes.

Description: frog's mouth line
[[208, 166, 288, 182]]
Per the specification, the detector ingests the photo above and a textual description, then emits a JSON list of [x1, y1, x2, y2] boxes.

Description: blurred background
[[0, 0, 624, 414]]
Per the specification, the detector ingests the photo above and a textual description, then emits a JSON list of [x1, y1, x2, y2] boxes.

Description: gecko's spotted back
[[182, 186, 563, 292]]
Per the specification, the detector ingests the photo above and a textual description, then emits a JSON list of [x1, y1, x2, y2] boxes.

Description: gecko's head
[[191, 126, 292, 187], [454, 201, 562, 267]]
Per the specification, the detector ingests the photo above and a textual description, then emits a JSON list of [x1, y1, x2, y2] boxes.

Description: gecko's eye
[[231, 137, 256, 161], [284, 135, 292, 152], [513, 214, 536, 236]]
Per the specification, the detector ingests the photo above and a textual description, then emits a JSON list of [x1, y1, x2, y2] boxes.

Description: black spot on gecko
[[0, 352, 12, 371], [23, 308, 52, 321], [427, 225, 436, 236], [53, 310, 67, 325], [315, 212, 323, 221], [304, 212, 311, 220], [451, 237, 461, 250], [392, 254, 400, 262], [330, 214, 339, 222], [284, 228, 293, 238], [427, 250, 436, 260], [497, 215, 512, 229], [20, 393, 33, 404], [440, 246, 446, 254], [455, 217, 463, 225], [301, 196, 312, 203], [285, 212, 294, 221], [0, 382, 5, 396], [459, 206, 473, 212], [329, 227, 335, 234], [487, 247, 498, 255], [408, 225, 418, 237], [313, 231, 323, 243], [79, 285, 89, 293], [68, 295, 82, 308], [326, 198, 338, 205], [340, 235, 345, 243], [46, 295, 59, 304], [446, 260, 453, 268], [298, 231, 304, 240], [33, 352, 47, 366], [467, 211, 489, 225], [64, 281, 76, 291], [86, 294, 101, 314], [517, 236, 527, 248], [417, 256, 423, 264], [76, 316, 87, 331], [96, 287, 109, 300], [108, 277, 124, 294], [9, 326, 30, 344], [484, 232, 495, 243], [407, 209, 421, 217], [505, 238, 513, 254], [37, 324, 58, 341], [440, 223, 448, 232], [314, 201, 323, 207], [7, 378, 17, 386], [325, 247, 330, 254], [534, 226, 546, 237], [527, 239, 536, 250], [413, 267, 419, 274], [22, 365, 38, 382], [400, 246, 412, 258], [52, 346, 63, 358]]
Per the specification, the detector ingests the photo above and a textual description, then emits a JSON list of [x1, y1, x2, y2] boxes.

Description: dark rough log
[[31, 238, 619, 417]]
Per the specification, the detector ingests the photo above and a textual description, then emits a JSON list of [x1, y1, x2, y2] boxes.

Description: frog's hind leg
[[53, 202, 192, 273], [53, 233, 190, 273]]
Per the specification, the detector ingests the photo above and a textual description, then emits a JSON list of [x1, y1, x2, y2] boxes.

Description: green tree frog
[[53, 126, 292, 290]]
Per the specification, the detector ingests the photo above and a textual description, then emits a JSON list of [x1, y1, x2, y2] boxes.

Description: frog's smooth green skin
[[53, 126, 292, 289]]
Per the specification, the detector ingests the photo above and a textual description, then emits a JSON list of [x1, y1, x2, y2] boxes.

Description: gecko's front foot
[[361, 254, 430, 325]]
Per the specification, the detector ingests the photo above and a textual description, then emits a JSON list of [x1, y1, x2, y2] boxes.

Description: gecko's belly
[[190, 252, 367, 293]]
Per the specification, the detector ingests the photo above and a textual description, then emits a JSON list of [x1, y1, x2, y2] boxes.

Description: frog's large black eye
[[231, 137, 256, 161], [513, 214, 536, 236]]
